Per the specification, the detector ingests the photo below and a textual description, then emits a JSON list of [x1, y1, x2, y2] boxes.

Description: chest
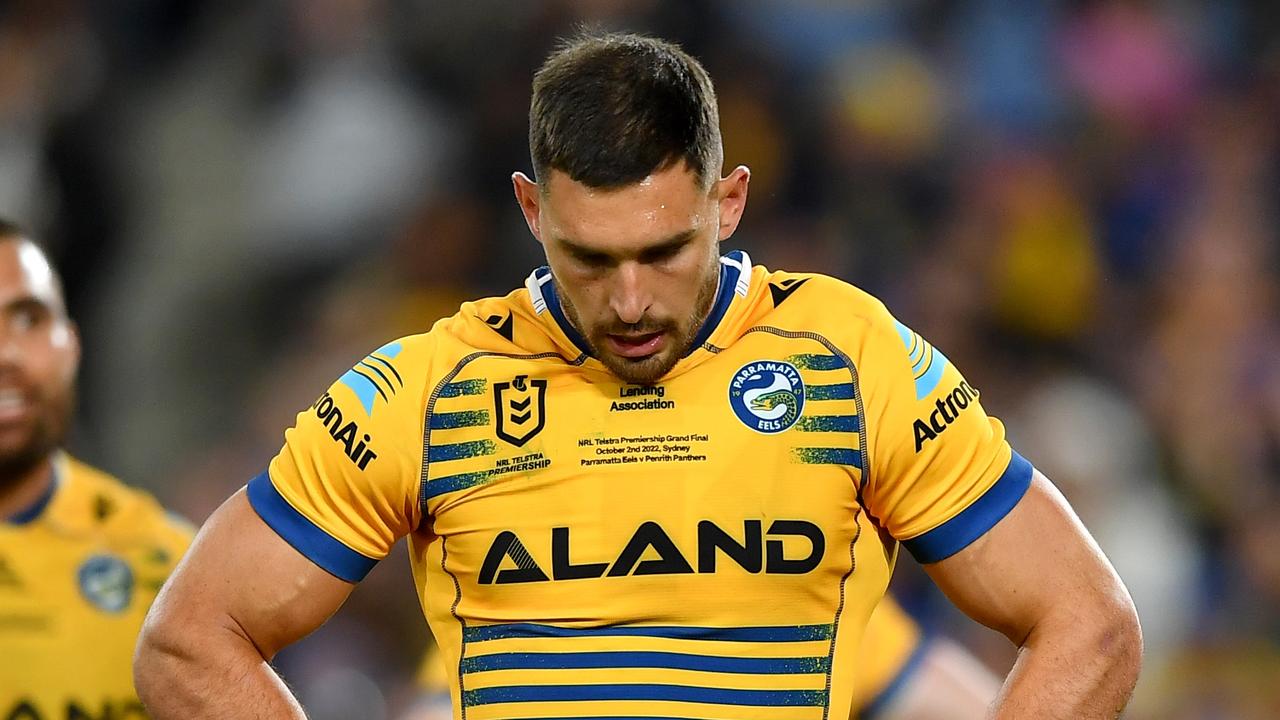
[[420, 334, 876, 615]]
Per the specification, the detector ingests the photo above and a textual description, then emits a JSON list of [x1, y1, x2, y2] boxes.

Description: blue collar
[[529, 250, 751, 360], [6, 464, 59, 525]]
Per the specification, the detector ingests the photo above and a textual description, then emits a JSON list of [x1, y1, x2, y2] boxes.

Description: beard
[[560, 263, 721, 386], [0, 386, 72, 490]]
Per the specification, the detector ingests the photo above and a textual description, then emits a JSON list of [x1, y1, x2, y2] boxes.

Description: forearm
[[992, 608, 1142, 719], [134, 620, 307, 720]]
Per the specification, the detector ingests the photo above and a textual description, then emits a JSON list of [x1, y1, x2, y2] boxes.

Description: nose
[[0, 326, 17, 364], [609, 262, 651, 326]]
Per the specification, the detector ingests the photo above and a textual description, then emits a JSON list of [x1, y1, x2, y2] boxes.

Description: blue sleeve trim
[[860, 635, 932, 719], [246, 471, 379, 583], [902, 451, 1034, 564]]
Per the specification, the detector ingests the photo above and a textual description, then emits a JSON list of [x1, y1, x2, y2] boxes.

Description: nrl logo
[[493, 374, 547, 447]]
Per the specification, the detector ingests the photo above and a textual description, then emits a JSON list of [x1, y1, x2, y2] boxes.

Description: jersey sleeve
[[858, 303, 1033, 564], [247, 338, 429, 582]]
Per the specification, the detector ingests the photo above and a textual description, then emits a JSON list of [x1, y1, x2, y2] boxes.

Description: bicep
[[921, 471, 1126, 644], [152, 488, 354, 659]]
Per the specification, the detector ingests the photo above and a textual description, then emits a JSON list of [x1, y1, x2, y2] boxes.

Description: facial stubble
[[559, 261, 721, 385]]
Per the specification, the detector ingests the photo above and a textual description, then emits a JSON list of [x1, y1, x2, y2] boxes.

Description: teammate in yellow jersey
[[404, 597, 1000, 720], [0, 220, 193, 719], [137, 32, 1141, 720]]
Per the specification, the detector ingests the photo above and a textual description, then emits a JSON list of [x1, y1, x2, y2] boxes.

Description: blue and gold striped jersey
[[415, 595, 929, 719], [249, 251, 1033, 719], [1, 454, 193, 718]]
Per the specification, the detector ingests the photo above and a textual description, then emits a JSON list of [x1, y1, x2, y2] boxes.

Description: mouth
[[603, 331, 668, 359], [0, 388, 31, 424]]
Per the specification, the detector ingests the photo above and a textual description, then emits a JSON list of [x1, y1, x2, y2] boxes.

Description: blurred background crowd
[[2, 0, 1278, 717]]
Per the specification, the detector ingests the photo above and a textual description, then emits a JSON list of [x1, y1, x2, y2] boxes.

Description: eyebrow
[[2, 294, 58, 317], [557, 228, 699, 263]]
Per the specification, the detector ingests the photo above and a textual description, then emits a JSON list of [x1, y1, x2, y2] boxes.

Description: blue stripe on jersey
[[861, 635, 932, 720], [338, 367, 383, 414], [464, 623, 834, 644], [894, 320, 913, 350], [795, 415, 860, 433], [807, 383, 855, 401], [440, 379, 487, 398], [902, 451, 1034, 564], [791, 447, 862, 469], [461, 651, 831, 675], [428, 440, 497, 463], [423, 470, 492, 500], [787, 353, 845, 371], [429, 410, 490, 430], [893, 320, 951, 400], [245, 471, 378, 582], [463, 684, 827, 707], [435, 379, 483, 394], [913, 347, 949, 401]]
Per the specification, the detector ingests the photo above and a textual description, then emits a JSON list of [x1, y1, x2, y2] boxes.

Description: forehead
[[0, 239, 62, 307], [542, 164, 711, 251]]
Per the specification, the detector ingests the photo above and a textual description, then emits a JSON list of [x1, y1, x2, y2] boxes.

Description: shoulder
[[753, 267, 900, 346], [390, 286, 556, 373], [60, 455, 195, 556]]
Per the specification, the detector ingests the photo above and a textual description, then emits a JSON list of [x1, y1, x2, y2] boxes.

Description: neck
[[0, 455, 56, 523]]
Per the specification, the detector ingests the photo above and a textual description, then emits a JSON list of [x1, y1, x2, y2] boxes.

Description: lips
[[604, 331, 667, 358], [0, 388, 31, 424]]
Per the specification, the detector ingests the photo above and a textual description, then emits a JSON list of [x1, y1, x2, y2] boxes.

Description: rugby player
[[0, 220, 192, 719], [136, 32, 1141, 719]]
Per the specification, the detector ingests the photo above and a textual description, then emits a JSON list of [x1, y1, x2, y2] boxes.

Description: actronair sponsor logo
[[913, 380, 980, 452], [312, 391, 378, 469]]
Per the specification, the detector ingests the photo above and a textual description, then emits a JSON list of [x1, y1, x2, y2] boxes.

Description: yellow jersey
[[416, 595, 928, 718], [251, 251, 1032, 719], [1, 454, 193, 719]]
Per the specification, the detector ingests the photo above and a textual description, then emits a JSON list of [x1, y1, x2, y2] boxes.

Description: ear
[[512, 172, 544, 244], [714, 165, 751, 242]]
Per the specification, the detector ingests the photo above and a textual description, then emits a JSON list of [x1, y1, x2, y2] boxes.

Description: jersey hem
[[246, 471, 378, 583], [900, 450, 1033, 564]]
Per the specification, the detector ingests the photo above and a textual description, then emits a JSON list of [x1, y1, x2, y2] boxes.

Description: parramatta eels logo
[[77, 554, 133, 613], [729, 360, 805, 433]]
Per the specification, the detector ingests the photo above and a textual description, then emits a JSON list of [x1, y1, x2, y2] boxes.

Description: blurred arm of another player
[[864, 638, 1001, 720], [133, 489, 353, 718], [852, 599, 1000, 720]]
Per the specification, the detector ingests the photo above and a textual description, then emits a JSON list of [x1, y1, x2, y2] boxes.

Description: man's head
[[0, 220, 78, 484], [513, 32, 750, 385]]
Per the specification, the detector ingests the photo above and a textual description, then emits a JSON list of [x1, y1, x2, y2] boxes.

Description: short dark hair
[[529, 32, 723, 190]]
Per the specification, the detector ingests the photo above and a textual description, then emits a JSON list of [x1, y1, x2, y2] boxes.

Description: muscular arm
[[924, 471, 1142, 719], [134, 489, 355, 719]]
